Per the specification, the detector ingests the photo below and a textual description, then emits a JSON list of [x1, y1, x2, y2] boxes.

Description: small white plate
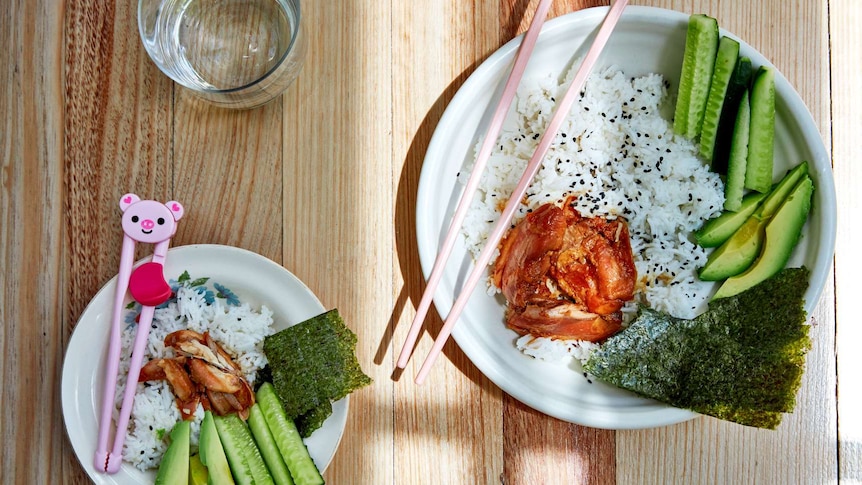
[[416, 7, 835, 429], [62, 244, 347, 483]]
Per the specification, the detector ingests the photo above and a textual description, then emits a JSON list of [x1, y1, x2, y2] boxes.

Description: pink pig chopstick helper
[[95, 194, 184, 474]]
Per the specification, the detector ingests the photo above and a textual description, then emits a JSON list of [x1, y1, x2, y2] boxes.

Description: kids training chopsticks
[[94, 194, 184, 473]]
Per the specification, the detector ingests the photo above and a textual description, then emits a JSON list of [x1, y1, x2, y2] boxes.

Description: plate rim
[[61, 243, 347, 482], [415, 6, 836, 429]]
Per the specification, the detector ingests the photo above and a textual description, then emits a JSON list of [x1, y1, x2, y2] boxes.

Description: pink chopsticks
[[396, 0, 556, 370], [95, 194, 184, 474], [399, 0, 630, 384]]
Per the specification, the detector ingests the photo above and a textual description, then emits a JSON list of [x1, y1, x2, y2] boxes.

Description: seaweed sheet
[[583, 267, 811, 429], [295, 400, 333, 438], [263, 309, 372, 434]]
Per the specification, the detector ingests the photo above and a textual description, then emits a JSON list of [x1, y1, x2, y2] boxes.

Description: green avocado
[[698, 162, 808, 281], [189, 454, 208, 485], [155, 420, 191, 485], [199, 411, 235, 485], [713, 175, 813, 299], [695, 191, 767, 247]]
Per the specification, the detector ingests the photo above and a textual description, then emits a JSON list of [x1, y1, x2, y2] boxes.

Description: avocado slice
[[189, 454, 208, 485], [698, 162, 808, 281], [713, 175, 813, 299], [156, 420, 191, 485], [695, 191, 767, 248], [200, 411, 235, 485]]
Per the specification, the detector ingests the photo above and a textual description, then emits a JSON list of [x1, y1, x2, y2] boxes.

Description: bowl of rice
[[415, 6, 835, 429], [61, 244, 349, 483]]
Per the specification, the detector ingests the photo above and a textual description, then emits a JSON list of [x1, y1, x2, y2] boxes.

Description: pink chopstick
[[95, 194, 184, 474], [396, 0, 556, 370], [414, 0, 629, 385]]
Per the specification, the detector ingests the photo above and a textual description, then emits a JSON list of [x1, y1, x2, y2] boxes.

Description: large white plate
[[416, 7, 835, 429], [62, 244, 347, 483]]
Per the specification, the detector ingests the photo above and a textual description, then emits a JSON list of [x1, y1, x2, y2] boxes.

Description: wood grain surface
[[1, 0, 857, 483]]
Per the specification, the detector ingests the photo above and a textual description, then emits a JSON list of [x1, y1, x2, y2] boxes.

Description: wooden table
[[3, 0, 859, 483]]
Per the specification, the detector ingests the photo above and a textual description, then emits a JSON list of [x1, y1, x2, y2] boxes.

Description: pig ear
[[165, 201, 184, 221], [119, 193, 140, 212]]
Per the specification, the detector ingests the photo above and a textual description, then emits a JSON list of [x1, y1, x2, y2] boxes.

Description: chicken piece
[[188, 357, 242, 393], [553, 213, 636, 315], [164, 329, 206, 348], [493, 200, 636, 342], [174, 339, 233, 372], [138, 359, 167, 382], [493, 203, 568, 308], [177, 393, 200, 421], [158, 358, 196, 401], [506, 302, 622, 342], [233, 379, 255, 410], [148, 329, 255, 419], [199, 389, 212, 412], [206, 389, 236, 416], [204, 332, 243, 374]]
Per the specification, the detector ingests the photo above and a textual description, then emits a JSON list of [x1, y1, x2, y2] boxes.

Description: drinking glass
[[138, 0, 305, 109]]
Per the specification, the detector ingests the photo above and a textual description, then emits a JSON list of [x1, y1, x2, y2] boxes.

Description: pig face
[[119, 193, 184, 244]]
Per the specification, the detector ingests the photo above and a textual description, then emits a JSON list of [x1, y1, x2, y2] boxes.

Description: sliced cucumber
[[745, 66, 776, 192], [695, 191, 767, 247], [699, 36, 740, 161], [257, 383, 324, 485], [673, 14, 719, 139], [249, 404, 295, 485], [214, 414, 275, 485], [724, 89, 751, 211], [712, 56, 753, 173]]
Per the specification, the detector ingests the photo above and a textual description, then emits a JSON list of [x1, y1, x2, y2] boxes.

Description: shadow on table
[[375, 62, 491, 388]]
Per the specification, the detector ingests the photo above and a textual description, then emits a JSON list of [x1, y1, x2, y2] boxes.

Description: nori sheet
[[295, 400, 333, 438], [583, 267, 811, 429], [263, 309, 372, 422]]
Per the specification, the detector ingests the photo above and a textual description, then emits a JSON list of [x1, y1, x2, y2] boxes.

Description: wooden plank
[[63, 0, 173, 481], [282, 0, 396, 482], [617, 1, 837, 484], [504, 398, 615, 484], [0, 0, 65, 482], [389, 1, 504, 483], [64, 0, 174, 315], [498, 2, 617, 484], [171, 93, 283, 261], [830, 0, 862, 481]]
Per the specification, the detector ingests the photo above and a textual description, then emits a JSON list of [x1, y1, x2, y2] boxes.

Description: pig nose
[[141, 219, 155, 230]]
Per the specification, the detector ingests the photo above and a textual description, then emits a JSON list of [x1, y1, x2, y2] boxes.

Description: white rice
[[459, 64, 724, 364], [115, 285, 274, 470]]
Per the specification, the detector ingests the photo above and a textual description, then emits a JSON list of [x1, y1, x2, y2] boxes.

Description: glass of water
[[138, 0, 305, 109]]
